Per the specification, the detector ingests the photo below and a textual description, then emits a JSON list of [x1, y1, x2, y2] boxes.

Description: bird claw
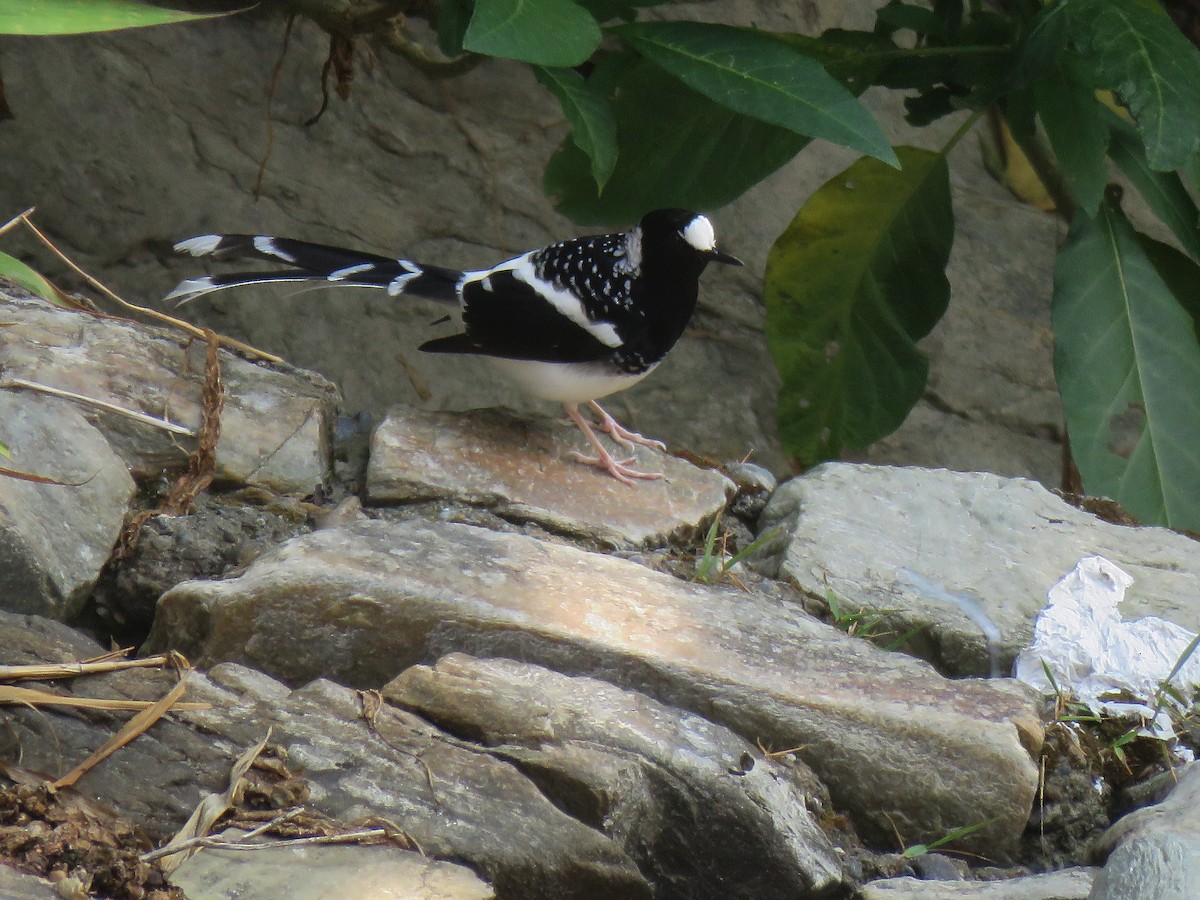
[[588, 401, 668, 452], [569, 450, 665, 485]]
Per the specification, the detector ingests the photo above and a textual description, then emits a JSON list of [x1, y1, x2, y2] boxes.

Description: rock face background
[[0, 0, 1064, 484]]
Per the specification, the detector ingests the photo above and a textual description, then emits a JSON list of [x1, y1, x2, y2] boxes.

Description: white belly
[[486, 358, 657, 404]]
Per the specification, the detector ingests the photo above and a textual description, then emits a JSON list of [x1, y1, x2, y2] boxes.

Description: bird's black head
[[637, 209, 743, 268]]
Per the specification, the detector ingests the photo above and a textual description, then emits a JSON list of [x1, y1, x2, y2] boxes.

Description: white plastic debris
[[1014, 555, 1200, 740]]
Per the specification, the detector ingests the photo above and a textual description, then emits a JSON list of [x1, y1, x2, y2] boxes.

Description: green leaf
[[1035, 59, 1109, 216], [437, 0, 473, 58], [1067, 0, 1200, 172], [1138, 235, 1200, 344], [1053, 196, 1200, 530], [463, 0, 601, 66], [1107, 115, 1200, 263], [764, 146, 954, 463], [0, 251, 72, 307], [0, 438, 9, 460], [774, 29, 899, 91], [544, 57, 807, 225], [0, 0, 251, 35], [614, 22, 897, 166], [534, 66, 617, 194]]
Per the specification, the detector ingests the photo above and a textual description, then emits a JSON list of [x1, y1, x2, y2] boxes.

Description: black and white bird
[[168, 209, 742, 484]]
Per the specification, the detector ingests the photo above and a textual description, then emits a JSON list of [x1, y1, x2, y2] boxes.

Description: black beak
[[707, 248, 743, 266]]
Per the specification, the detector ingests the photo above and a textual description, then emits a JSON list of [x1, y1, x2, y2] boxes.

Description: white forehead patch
[[681, 215, 716, 252]]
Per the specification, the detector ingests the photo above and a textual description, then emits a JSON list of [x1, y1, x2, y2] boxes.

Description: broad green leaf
[[534, 66, 617, 193], [463, 0, 600, 67], [764, 146, 954, 463], [0, 0, 251, 35], [614, 21, 897, 166], [545, 57, 807, 225], [1053, 197, 1200, 530], [0, 251, 73, 307], [1068, 0, 1200, 172], [1035, 59, 1109, 216], [1107, 115, 1200, 263]]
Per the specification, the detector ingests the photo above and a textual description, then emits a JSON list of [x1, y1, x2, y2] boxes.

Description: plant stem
[[939, 109, 984, 158]]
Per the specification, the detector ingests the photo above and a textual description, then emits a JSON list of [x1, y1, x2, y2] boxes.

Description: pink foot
[[569, 449, 666, 485], [564, 403, 664, 485], [588, 401, 667, 452]]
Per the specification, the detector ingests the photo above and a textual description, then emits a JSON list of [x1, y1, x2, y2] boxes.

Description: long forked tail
[[167, 234, 462, 304]]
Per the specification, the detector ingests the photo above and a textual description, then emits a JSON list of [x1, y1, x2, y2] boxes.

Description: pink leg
[[587, 400, 667, 452], [564, 404, 664, 485]]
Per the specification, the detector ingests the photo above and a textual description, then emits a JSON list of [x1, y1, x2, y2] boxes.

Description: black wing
[[420, 268, 626, 363]]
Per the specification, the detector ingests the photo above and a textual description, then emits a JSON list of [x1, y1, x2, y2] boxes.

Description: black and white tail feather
[[167, 210, 741, 485], [168, 234, 461, 304]]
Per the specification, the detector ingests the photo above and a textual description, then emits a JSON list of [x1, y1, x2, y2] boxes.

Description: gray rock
[[92, 491, 314, 636], [757, 464, 1200, 676], [1, 613, 649, 899], [0, 390, 135, 620], [860, 867, 1096, 898], [147, 518, 1043, 854], [169, 830, 495, 899], [0, 865, 59, 900], [909, 853, 967, 881], [367, 405, 734, 547], [723, 461, 778, 495], [383, 653, 846, 898], [1090, 763, 1200, 900], [0, 292, 337, 495]]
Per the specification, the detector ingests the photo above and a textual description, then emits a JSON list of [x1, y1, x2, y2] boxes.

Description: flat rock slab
[[148, 518, 1042, 854], [0, 391, 135, 619], [384, 654, 846, 899], [367, 405, 734, 547], [171, 830, 495, 899], [0, 292, 338, 495], [758, 464, 1200, 677], [860, 867, 1096, 899]]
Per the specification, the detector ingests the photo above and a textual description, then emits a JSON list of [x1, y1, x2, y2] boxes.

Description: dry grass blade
[[4, 378, 196, 436], [150, 730, 273, 874], [144, 817, 391, 861], [0, 683, 209, 713], [51, 673, 193, 791], [10, 209, 281, 362], [0, 463, 78, 485], [0, 653, 182, 682]]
